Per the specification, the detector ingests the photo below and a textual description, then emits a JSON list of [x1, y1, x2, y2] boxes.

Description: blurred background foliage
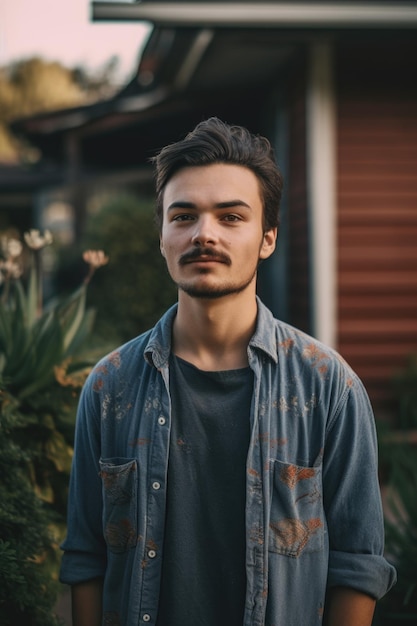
[[0, 56, 119, 164], [0, 390, 63, 626], [376, 355, 417, 624], [55, 193, 177, 345], [374, 446, 417, 625], [0, 229, 108, 624]]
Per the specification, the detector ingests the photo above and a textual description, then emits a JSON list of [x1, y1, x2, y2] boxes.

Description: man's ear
[[259, 227, 277, 260]]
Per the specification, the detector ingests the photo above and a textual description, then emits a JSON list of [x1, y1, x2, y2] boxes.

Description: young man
[[60, 118, 396, 626]]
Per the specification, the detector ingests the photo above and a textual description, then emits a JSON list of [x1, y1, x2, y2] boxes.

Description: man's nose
[[191, 215, 218, 246]]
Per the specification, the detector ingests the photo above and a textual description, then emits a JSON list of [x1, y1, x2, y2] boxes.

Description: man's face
[[160, 163, 277, 300]]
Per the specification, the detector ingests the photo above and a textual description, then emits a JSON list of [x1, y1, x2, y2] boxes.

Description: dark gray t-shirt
[[156, 355, 253, 626]]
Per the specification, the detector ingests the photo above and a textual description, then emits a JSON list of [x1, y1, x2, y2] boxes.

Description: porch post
[[306, 41, 337, 348]]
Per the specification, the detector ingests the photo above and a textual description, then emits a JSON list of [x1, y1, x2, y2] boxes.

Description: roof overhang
[[92, 1, 417, 28]]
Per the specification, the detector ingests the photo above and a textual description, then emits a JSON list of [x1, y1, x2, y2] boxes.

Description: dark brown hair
[[152, 117, 283, 232]]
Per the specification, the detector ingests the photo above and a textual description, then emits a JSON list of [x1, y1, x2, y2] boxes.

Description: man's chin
[[177, 281, 253, 300], [180, 288, 231, 300]]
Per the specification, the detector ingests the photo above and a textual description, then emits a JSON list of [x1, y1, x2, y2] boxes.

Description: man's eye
[[173, 214, 194, 222], [222, 214, 241, 222]]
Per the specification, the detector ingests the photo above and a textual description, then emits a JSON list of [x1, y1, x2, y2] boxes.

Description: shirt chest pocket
[[99, 457, 138, 554], [268, 459, 324, 557]]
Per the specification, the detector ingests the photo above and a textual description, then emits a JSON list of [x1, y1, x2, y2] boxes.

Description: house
[[10, 1, 417, 418], [0, 162, 63, 233]]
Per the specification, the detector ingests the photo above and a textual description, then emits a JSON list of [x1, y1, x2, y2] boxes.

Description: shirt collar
[[144, 297, 278, 369], [248, 297, 278, 363]]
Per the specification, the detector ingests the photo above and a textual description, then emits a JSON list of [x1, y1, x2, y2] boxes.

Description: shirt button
[[158, 416, 166, 425], [148, 550, 156, 558], [152, 481, 161, 490], [143, 614, 151, 622]]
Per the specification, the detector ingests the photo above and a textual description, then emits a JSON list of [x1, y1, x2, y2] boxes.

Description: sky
[[0, 0, 152, 83]]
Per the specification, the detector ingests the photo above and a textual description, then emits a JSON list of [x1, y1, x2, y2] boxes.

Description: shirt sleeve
[[60, 374, 107, 584], [322, 374, 396, 599]]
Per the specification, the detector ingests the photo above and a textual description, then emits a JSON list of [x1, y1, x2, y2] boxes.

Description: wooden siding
[[336, 41, 417, 417]]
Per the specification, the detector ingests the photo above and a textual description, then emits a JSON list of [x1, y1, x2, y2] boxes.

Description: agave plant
[[0, 232, 108, 398], [0, 229, 110, 491], [0, 231, 110, 492]]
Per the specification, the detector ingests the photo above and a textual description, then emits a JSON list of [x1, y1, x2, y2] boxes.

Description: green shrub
[[376, 355, 417, 623], [80, 193, 177, 344], [392, 355, 417, 430], [376, 452, 417, 624], [0, 391, 62, 626]]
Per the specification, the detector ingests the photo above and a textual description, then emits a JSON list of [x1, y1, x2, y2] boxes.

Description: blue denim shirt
[[60, 299, 396, 626]]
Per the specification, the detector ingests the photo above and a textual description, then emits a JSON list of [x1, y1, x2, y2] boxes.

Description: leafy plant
[[0, 229, 109, 623], [0, 233, 102, 399], [375, 356, 417, 624], [392, 355, 417, 430], [376, 451, 417, 623], [0, 389, 62, 626]]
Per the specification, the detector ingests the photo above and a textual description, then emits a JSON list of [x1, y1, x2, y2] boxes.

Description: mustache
[[179, 247, 232, 266]]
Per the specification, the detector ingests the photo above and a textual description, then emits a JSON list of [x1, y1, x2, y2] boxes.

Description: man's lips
[[179, 249, 231, 266]]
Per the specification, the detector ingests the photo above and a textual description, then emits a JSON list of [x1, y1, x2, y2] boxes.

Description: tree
[[0, 57, 119, 164]]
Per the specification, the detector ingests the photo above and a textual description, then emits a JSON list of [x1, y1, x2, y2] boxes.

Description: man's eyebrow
[[216, 200, 251, 209], [167, 200, 251, 210], [167, 201, 196, 210]]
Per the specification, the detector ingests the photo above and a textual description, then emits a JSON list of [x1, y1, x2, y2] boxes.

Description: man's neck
[[173, 291, 258, 371]]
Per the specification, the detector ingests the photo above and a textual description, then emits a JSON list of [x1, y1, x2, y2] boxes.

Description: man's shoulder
[[88, 304, 177, 381], [99, 330, 153, 370], [267, 318, 368, 413], [260, 309, 357, 382], [83, 330, 152, 390], [275, 317, 347, 359], [274, 317, 334, 353]]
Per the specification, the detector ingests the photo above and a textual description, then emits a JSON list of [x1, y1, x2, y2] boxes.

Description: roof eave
[[92, 2, 417, 28]]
